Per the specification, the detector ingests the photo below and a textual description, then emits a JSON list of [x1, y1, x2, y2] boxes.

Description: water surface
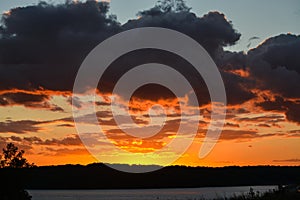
[[29, 185, 276, 200]]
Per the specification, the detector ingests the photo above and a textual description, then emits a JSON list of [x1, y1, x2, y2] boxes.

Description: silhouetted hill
[[1, 164, 300, 189]]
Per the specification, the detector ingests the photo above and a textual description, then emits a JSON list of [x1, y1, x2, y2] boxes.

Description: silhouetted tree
[[0, 143, 34, 199], [0, 143, 35, 168]]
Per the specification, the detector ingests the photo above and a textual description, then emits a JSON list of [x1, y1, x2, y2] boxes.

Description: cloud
[[0, 120, 42, 134], [37, 134, 82, 146], [0, 92, 48, 105], [289, 130, 300, 134], [221, 71, 256, 105], [247, 34, 300, 98], [0, 0, 298, 125], [197, 129, 278, 141], [98, 49, 211, 105], [119, 6, 250, 105], [0, 1, 120, 92], [43, 147, 88, 156], [23, 136, 43, 143], [0, 134, 84, 155], [285, 102, 300, 124], [255, 34, 300, 73], [219, 130, 271, 141], [0, 0, 251, 106], [0, 91, 64, 111], [105, 118, 180, 141], [256, 96, 300, 124], [237, 114, 285, 123], [101, 118, 183, 152], [0, 136, 33, 151], [100, 11, 251, 105], [0, 116, 75, 134], [218, 34, 300, 113], [257, 123, 271, 128], [273, 159, 300, 163], [57, 124, 74, 127], [225, 122, 240, 128], [125, 10, 241, 55]]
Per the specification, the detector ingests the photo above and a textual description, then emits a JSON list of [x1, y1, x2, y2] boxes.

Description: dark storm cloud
[[221, 71, 255, 105], [247, 34, 300, 98], [0, 0, 255, 107], [98, 49, 211, 104], [286, 103, 300, 124], [256, 96, 286, 111], [225, 34, 300, 124], [216, 50, 246, 70], [101, 7, 252, 105], [0, 0, 299, 112], [124, 10, 241, 56], [217, 34, 300, 113], [0, 1, 242, 100], [253, 34, 300, 73], [0, 1, 121, 91], [211, 49, 256, 105]]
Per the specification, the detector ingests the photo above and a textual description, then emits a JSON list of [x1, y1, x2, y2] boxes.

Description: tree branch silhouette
[[0, 143, 35, 168]]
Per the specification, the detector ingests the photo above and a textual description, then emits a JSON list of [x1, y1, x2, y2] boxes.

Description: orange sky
[[0, 87, 299, 167]]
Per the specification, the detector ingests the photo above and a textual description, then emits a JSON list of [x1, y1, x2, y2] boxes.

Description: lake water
[[28, 186, 277, 200]]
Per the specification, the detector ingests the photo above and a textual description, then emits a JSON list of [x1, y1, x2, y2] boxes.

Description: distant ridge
[[1, 163, 300, 189]]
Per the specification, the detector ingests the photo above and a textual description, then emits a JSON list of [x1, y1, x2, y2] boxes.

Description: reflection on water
[[29, 186, 276, 200]]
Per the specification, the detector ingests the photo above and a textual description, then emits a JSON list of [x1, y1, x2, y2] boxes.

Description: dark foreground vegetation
[[207, 185, 300, 200], [0, 143, 35, 200]]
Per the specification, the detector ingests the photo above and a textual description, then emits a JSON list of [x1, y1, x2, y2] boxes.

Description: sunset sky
[[0, 0, 299, 167]]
